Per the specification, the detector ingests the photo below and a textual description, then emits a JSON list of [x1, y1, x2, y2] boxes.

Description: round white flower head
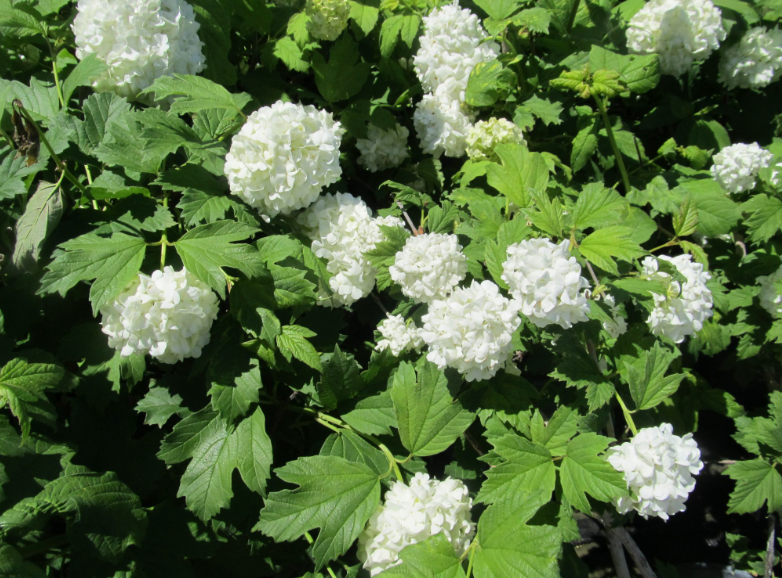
[[642, 255, 713, 343], [389, 233, 468, 303], [420, 280, 521, 382], [501, 238, 590, 329], [601, 294, 628, 338], [719, 27, 782, 89], [414, 95, 473, 159], [100, 267, 219, 364], [466, 118, 526, 162], [358, 473, 474, 576], [376, 314, 424, 356], [412, 3, 499, 104], [305, 0, 350, 40], [298, 193, 403, 307], [758, 265, 782, 318], [626, 0, 725, 77], [607, 423, 703, 521], [224, 101, 344, 219], [356, 124, 410, 172], [72, 0, 205, 99], [710, 142, 773, 194]]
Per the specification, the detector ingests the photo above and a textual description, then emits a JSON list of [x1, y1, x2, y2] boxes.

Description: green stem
[[0, 127, 13, 147], [304, 532, 339, 578], [465, 542, 477, 578], [566, 0, 581, 33], [16, 105, 89, 198], [161, 194, 169, 269], [46, 38, 65, 109], [20, 534, 69, 559], [294, 406, 404, 482], [84, 165, 98, 210], [649, 240, 678, 253], [593, 95, 631, 195], [614, 392, 638, 436]]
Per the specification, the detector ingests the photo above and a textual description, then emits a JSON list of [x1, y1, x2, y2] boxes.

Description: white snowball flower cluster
[[411, 3, 499, 158], [710, 142, 773, 194], [719, 27, 782, 89], [466, 118, 526, 161], [376, 315, 424, 356], [298, 193, 403, 308], [501, 238, 591, 329], [420, 280, 521, 382], [608, 423, 704, 521], [412, 3, 499, 104], [413, 95, 474, 158], [642, 255, 713, 343], [72, 0, 205, 99], [305, 0, 351, 40], [100, 267, 219, 364], [224, 101, 344, 219], [626, 0, 725, 77], [389, 233, 468, 303], [358, 473, 474, 576], [356, 124, 410, 172], [601, 294, 628, 338], [758, 265, 782, 318]]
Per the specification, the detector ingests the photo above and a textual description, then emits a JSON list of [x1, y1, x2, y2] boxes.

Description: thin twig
[[585, 260, 600, 287], [766, 513, 776, 578], [396, 201, 420, 236], [464, 431, 485, 456], [370, 292, 389, 315], [616, 528, 658, 578], [602, 514, 632, 578]]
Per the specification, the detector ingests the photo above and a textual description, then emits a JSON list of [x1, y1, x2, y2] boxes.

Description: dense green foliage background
[[2, 0, 782, 576]]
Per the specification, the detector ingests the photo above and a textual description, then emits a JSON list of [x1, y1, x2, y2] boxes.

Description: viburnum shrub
[[3, 0, 782, 574]]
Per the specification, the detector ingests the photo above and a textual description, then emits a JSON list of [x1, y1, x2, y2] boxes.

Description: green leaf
[[486, 144, 550, 209], [380, 533, 467, 578], [0, 4, 44, 39], [93, 114, 162, 174], [571, 120, 598, 173], [365, 225, 410, 291], [174, 221, 263, 299], [274, 37, 309, 72], [141, 75, 250, 117], [158, 408, 273, 519], [318, 345, 364, 410], [321, 430, 388, 477], [349, 0, 379, 34], [0, 544, 47, 578], [79, 92, 132, 153], [341, 389, 398, 436], [725, 459, 782, 514], [61, 53, 107, 104], [255, 455, 380, 569], [135, 385, 188, 428], [0, 465, 147, 564], [578, 226, 646, 275], [11, 180, 63, 272], [271, 266, 317, 309], [189, 0, 237, 84], [38, 232, 146, 315], [673, 197, 699, 237], [589, 46, 660, 94], [313, 36, 370, 103], [379, 15, 420, 57], [572, 184, 626, 230], [209, 362, 262, 422], [391, 361, 475, 457], [624, 342, 685, 411], [484, 218, 532, 288], [512, 7, 551, 32], [426, 201, 460, 234], [0, 359, 63, 439], [477, 436, 555, 504], [473, 491, 561, 578], [0, 146, 41, 199], [741, 194, 782, 243], [277, 325, 323, 372], [521, 95, 563, 126], [559, 433, 628, 512], [234, 407, 273, 495], [465, 61, 516, 108], [677, 179, 741, 237], [473, 0, 522, 20]]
